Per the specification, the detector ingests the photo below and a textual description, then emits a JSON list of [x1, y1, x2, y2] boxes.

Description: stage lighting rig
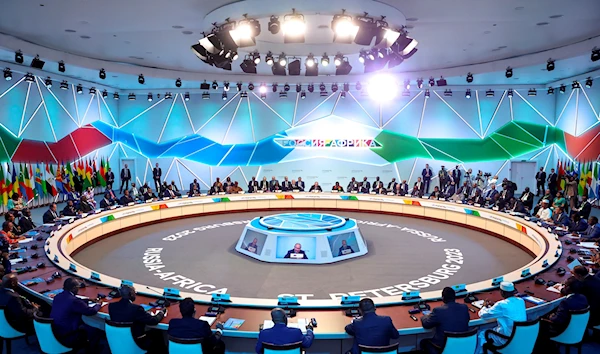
[[44, 77, 52, 88], [175, 78, 182, 87], [251, 51, 260, 64], [76, 84, 83, 94], [335, 58, 352, 75], [444, 89, 452, 97], [102, 90, 108, 98], [332, 83, 338, 92], [353, 13, 387, 46], [559, 84, 566, 93], [224, 82, 230, 91], [332, 10, 358, 44], [296, 83, 302, 92], [436, 77, 447, 87], [99, 68, 106, 80], [268, 15, 280, 34], [212, 80, 218, 90], [308, 83, 314, 93], [266, 52, 275, 66], [230, 15, 261, 47], [486, 89, 494, 97], [404, 80, 410, 90], [358, 50, 367, 64], [321, 53, 330, 67], [387, 51, 403, 69], [31, 55, 46, 70], [147, 93, 153, 102], [416, 78, 424, 89], [288, 59, 301, 75], [284, 83, 290, 92], [138, 74, 145, 84], [165, 92, 173, 99], [58, 61, 65, 72], [222, 92, 228, 100], [343, 83, 350, 92], [402, 89, 410, 97], [466, 73, 473, 83], [393, 29, 418, 56], [334, 53, 344, 67], [278, 53, 287, 66], [424, 89, 430, 98], [260, 92, 267, 100], [528, 88, 537, 96], [248, 82, 255, 91], [128, 93, 136, 101], [547, 87, 554, 95], [113, 92, 120, 100], [202, 92, 210, 99], [356, 82, 362, 91], [572, 81, 580, 89], [3, 68, 12, 81], [237, 82, 243, 91], [259, 83, 267, 93], [184, 92, 190, 101], [465, 89, 471, 99], [592, 48, 600, 62], [240, 91, 248, 98], [15, 50, 23, 64], [428, 77, 435, 87], [60, 81, 68, 90], [241, 57, 258, 74], [24, 73, 35, 83], [546, 59, 555, 71], [300, 91, 306, 99], [279, 91, 287, 98], [306, 53, 316, 67], [505, 67, 513, 78], [282, 8, 306, 43], [507, 89, 513, 97], [585, 77, 593, 88], [89, 87, 97, 95], [272, 83, 278, 93]]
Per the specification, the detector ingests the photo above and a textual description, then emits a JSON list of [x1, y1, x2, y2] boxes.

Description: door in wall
[[510, 161, 537, 192]]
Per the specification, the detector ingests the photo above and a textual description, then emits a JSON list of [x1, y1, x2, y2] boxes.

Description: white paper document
[[200, 316, 216, 326]]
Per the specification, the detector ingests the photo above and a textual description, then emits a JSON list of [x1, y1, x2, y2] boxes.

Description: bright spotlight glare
[[259, 85, 268, 94], [283, 18, 306, 36], [232, 23, 253, 40], [368, 75, 398, 102], [334, 18, 356, 35]]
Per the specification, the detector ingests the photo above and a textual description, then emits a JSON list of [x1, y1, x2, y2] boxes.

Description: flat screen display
[[327, 232, 360, 258], [275, 236, 317, 260], [241, 230, 267, 255]]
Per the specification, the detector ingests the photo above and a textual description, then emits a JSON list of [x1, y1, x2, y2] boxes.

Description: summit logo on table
[[274, 138, 382, 148]]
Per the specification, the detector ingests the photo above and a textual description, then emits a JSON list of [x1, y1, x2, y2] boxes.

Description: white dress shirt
[[478, 296, 526, 340], [536, 207, 552, 220]]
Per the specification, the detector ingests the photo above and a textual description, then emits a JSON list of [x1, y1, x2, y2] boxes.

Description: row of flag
[[556, 159, 600, 198], [0, 157, 111, 206]]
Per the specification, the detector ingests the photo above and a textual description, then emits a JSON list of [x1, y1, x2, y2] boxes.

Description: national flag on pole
[[0, 165, 6, 206], [35, 164, 45, 197], [18, 164, 29, 200], [26, 163, 37, 199], [11, 164, 18, 196], [66, 162, 75, 190], [45, 164, 57, 196], [92, 158, 98, 186], [55, 164, 67, 194], [98, 157, 106, 187], [82, 160, 92, 190], [86, 158, 93, 186], [77, 159, 84, 179], [558, 160, 566, 191], [578, 161, 586, 196]]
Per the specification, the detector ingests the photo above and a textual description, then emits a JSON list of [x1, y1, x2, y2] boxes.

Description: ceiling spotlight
[[592, 48, 600, 62], [358, 50, 367, 64], [342, 83, 349, 92], [99, 68, 106, 80], [585, 77, 593, 88], [202, 91, 210, 99], [296, 83, 302, 92], [58, 61, 65, 72], [113, 92, 120, 100], [559, 84, 566, 93], [248, 82, 255, 91], [507, 89, 513, 97], [465, 89, 471, 99], [340, 91, 346, 98], [486, 89, 494, 97], [236, 82, 243, 91], [416, 78, 423, 89], [184, 92, 190, 101], [200, 81, 210, 90], [138, 74, 145, 84], [240, 91, 248, 98], [89, 87, 97, 95], [444, 89, 452, 97], [175, 78, 182, 87], [377, 48, 385, 59], [272, 83, 278, 92], [268, 15, 281, 34], [282, 8, 306, 43], [572, 81, 581, 89], [546, 59, 555, 72], [334, 53, 344, 67], [259, 83, 267, 93], [547, 87, 555, 95], [284, 83, 290, 92], [308, 83, 314, 92], [332, 83, 338, 92], [44, 77, 52, 88], [266, 52, 274, 66], [404, 80, 410, 90], [356, 82, 362, 91], [76, 84, 83, 94], [128, 93, 136, 101], [165, 92, 173, 100], [231, 51, 239, 61], [222, 92, 228, 100], [60, 80, 68, 90], [332, 10, 357, 43], [300, 91, 306, 99], [212, 80, 218, 90], [319, 83, 326, 92], [279, 53, 287, 66], [367, 50, 375, 61], [24, 73, 35, 83], [528, 88, 537, 96], [279, 91, 287, 98], [251, 51, 261, 65], [241, 57, 257, 74], [224, 82, 230, 91], [3, 68, 12, 81], [321, 53, 330, 66], [424, 89, 430, 99], [428, 77, 435, 87], [306, 53, 316, 67], [260, 92, 267, 100], [147, 93, 153, 102], [102, 90, 108, 98], [505, 67, 513, 78], [466, 73, 473, 83], [15, 50, 24, 64], [31, 55, 46, 70], [368, 75, 398, 102]]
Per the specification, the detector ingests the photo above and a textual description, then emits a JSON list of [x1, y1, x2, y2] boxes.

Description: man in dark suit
[[152, 163, 162, 192], [189, 179, 200, 194], [580, 216, 600, 240], [420, 287, 470, 354], [347, 177, 360, 192], [105, 168, 115, 190], [345, 298, 399, 354], [572, 265, 600, 326], [338, 240, 355, 256], [422, 164, 433, 194], [18, 209, 35, 233], [168, 297, 225, 354], [248, 177, 259, 193], [108, 285, 166, 353], [451, 165, 462, 185], [50, 278, 102, 350], [535, 167, 546, 196], [281, 176, 292, 191], [443, 182, 456, 199], [100, 193, 115, 209], [142, 187, 158, 201], [552, 207, 570, 227], [269, 176, 279, 191], [484, 184, 499, 203], [78, 196, 93, 213], [62, 200, 78, 217], [309, 182, 323, 193], [163, 185, 178, 198], [120, 164, 131, 194], [397, 180, 409, 195], [73, 173, 83, 194], [574, 196, 592, 219], [42, 203, 59, 224], [547, 168, 558, 196], [0, 274, 39, 334], [296, 177, 305, 191], [361, 177, 371, 192], [387, 178, 398, 191], [284, 243, 308, 259], [413, 177, 424, 197], [119, 190, 134, 205], [520, 187, 534, 211], [255, 308, 314, 354]]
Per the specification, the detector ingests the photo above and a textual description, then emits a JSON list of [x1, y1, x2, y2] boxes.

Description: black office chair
[[168, 335, 204, 354], [483, 318, 540, 354], [262, 341, 303, 354], [358, 342, 399, 353]]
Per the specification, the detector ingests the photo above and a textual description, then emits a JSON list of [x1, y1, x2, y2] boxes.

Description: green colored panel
[[421, 137, 510, 162], [511, 121, 548, 143], [422, 144, 461, 163], [489, 134, 539, 157], [0, 128, 21, 162], [371, 131, 429, 162], [545, 126, 567, 151], [496, 122, 544, 147]]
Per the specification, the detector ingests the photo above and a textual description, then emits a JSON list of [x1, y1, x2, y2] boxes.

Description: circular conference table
[[19, 192, 570, 352]]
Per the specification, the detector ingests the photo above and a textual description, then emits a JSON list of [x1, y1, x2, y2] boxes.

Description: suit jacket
[[153, 167, 162, 179], [444, 185, 455, 198], [120, 168, 131, 180], [281, 180, 292, 191], [108, 298, 164, 340], [269, 180, 279, 190], [581, 275, 600, 325], [78, 201, 92, 213], [284, 250, 308, 259], [119, 195, 134, 205], [362, 181, 371, 191], [259, 181, 269, 191], [347, 181, 360, 192], [387, 181, 398, 190], [309, 185, 323, 192], [548, 172, 558, 184], [43, 209, 59, 224], [106, 172, 115, 183], [100, 198, 113, 209], [422, 168, 433, 180], [62, 205, 77, 217], [485, 189, 499, 200], [248, 180, 259, 192], [256, 323, 314, 354], [578, 201, 592, 219], [142, 192, 157, 201], [18, 217, 35, 233], [421, 301, 470, 347], [451, 169, 461, 183], [189, 182, 200, 192], [581, 224, 600, 240], [547, 293, 588, 333], [520, 192, 534, 209], [536, 171, 547, 182], [0, 288, 36, 333], [553, 212, 570, 227], [163, 189, 178, 198], [397, 183, 409, 195], [50, 291, 100, 338], [293, 181, 305, 192], [168, 317, 217, 352], [414, 181, 424, 193], [345, 312, 400, 354]]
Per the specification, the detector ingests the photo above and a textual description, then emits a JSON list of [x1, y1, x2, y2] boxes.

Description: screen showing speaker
[[327, 232, 360, 258], [275, 236, 317, 260], [241, 230, 267, 255]]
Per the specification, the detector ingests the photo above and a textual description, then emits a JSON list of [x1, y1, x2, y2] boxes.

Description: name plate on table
[[121, 279, 134, 287], [351, 190, 358, 194], [218, 192, 226, 195], [247, 246, 257, 253], [278, 296, 299, 305], [292, 190, 299, 193], [211, 293, 231, 302], [331, 190, 338, 193], [542, 259, 549, 268], [491, 276, 504, 286], [340, 295, 361, 305], [90, 272, 101, 281], [290, 253, 304, 259], [341, 249, 352, 255], [163, 288, 181, 298], [402, 291, 420, 300], [258, 190, 264, 193], [274, 190, 282, 193], [69, 263, 77, 272], [146, 199, 153, 203], [387, 192, 394, 195], [474, 203, 481, 207], [451, 284, 467, 294], [127, 202, 135, 206], [162, 197, 170, 200], [370, 192, 376, 195], [520, 268, 531, 277]]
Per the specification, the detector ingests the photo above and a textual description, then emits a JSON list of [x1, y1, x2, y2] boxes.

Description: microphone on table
[[145, 286, 171, 308]]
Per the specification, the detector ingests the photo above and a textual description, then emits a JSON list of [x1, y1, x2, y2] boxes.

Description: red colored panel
[[284, 194, 294, 199], [70, 126, 112, 157], [47, 134, 78, 162], [11, 140, 56, 163], [565, 125, 600, 160]]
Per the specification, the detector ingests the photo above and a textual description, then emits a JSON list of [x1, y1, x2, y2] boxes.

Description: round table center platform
[[237, 213, 368, 263]]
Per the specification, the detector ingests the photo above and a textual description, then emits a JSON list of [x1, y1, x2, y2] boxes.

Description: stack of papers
[[262, 319, 308, 333], [579, 242, 599, 249], [546, 285, 563, 294], [199, 316, 216, 326], [18, 238, 34, 244], [9, 258, 23, 265], [471, 300, 485, 309], [523, 296, 546, 305]]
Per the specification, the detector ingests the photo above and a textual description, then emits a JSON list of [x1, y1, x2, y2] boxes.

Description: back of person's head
[[573, 265, 589, 279], [441, 287, 456, 303], [2, 221, 11, 232], [3, 213, 13, 222], [499, 281, 516, 298], [179, 297, 196, 318], [63, 277, 80, 292], [120, 285, 136, 301], [1, 274, 17, 289], [22, 209, 31, 217], [590, 216, 598, 225], [0, 265, 4, 279], [11, 194, 18, 201], [562, 277, 584, 296], [358, 298, 376, 315], [271, 308, 287, 325]]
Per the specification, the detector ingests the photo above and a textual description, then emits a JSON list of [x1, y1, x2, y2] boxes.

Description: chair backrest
[[440, 328, 478, 354], [33, 314, 72, 354], [495, 319, 540, 354], [105, 320, 146, 354], [550, 307, 590, 344], [0, 307, 25, 338], [168, 335, 204, 354], [359, 342, 399, 354], [263, 341, 303, 354]]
